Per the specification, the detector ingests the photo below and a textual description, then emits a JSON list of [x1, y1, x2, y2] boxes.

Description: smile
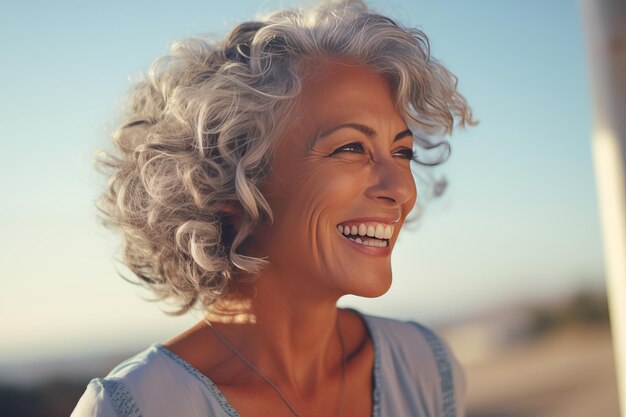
[[336, 222, 394, 248]]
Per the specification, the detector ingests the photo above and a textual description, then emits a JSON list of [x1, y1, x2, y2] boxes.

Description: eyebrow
[[312, 123, 413, 146]]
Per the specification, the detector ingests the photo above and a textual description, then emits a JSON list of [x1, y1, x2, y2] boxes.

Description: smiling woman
[[252, 62, 418, 300], [72, 1, 474, 416]]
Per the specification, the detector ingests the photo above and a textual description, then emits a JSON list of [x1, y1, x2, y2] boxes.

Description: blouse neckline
[[154, 308, 381, 417]]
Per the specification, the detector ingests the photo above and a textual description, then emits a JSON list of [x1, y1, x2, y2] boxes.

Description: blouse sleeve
[[442, 337, 467, 417], [71, 379, 117, 417], [71, 377, 144, 417], [408, 321, 467, 417]]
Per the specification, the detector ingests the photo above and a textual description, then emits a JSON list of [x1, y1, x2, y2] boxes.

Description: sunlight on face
[[248, 61, 417, 300]]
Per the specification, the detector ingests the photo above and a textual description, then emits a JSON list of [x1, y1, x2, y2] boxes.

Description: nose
[[364, 157, 417, 208]]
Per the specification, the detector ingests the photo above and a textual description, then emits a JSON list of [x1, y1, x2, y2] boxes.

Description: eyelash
[[331, 142, 365, 154], [330, 142, 415, 160]]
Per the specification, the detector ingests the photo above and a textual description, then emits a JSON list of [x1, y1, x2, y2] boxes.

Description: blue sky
[[0, 0, 604, 362]]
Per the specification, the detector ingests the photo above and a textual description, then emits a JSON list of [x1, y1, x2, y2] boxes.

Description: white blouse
[[72, 310, 466, 417]]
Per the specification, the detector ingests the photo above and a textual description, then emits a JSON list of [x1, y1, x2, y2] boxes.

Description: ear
[[218, 202, 244, 249], [219, 201, 243, 229]]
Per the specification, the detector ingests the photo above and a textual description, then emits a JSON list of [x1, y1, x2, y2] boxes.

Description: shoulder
[[71, 378, 118, 417], [360, 312, 453, 363], [71, 344, 209, 417], [362, 313, 437, 351], [359, 312, 467, 417]]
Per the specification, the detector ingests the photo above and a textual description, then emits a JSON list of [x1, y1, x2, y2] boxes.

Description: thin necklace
[[204, 317, 347, 417]]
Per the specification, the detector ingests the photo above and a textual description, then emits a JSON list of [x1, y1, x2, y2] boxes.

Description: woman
[[73, 1, 474, 416]]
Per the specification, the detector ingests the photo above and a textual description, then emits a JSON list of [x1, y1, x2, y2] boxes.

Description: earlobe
[[220, 202, 243, 227], [220, 201, 239, 215]]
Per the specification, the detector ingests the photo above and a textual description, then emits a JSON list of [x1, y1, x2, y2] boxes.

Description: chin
[[344, 270, 393, 299]]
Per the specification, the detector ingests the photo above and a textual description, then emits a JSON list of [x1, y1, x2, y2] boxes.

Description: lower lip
[[338, 233, 392, 257]]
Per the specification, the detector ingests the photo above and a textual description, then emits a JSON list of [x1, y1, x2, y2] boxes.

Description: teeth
[[351, 238, 388, 247], [337, 222, 395, 241]]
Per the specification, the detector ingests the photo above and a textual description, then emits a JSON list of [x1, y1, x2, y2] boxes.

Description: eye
[[329, 142, 366, 156], [394, 147, 415, 160]]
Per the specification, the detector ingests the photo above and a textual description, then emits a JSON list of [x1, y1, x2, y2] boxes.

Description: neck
[[208, 268, 345, 395]]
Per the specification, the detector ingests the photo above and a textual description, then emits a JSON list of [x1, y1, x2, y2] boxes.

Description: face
[[246, 61, 417, 300]]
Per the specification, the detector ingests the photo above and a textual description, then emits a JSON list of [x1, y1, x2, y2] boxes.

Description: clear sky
[[0, 0, 604, 363]]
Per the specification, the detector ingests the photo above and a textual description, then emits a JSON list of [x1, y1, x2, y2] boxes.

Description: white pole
[[580, 1, 626, 415]]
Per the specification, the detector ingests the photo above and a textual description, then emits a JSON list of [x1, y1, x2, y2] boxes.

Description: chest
[[216, 342, 375, 417]]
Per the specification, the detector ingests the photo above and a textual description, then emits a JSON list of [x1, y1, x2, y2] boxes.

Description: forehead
[[291, 61, 405, 135]]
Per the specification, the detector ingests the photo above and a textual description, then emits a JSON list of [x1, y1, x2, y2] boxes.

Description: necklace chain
[[205, 317, 347, 417]]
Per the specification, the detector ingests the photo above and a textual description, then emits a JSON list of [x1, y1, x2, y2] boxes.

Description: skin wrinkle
[[265, 162, 331, 296]]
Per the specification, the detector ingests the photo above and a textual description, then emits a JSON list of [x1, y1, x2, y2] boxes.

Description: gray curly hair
[[97, 0, 475, 315]]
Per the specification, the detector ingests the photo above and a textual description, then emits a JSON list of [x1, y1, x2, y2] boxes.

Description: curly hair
[[97, 0, 475, 315]]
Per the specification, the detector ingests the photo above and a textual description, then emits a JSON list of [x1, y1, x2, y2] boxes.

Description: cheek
[[279, 160, 363, 202], [265, 164, 363, 250], [282, 172, 348, 222], [408, 176, 418, 209]]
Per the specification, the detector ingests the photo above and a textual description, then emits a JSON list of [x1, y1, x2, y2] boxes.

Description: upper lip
[[337, 216, 400, 225]]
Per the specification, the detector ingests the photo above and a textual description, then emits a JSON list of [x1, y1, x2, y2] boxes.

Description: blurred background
[[0, 1, 619, 416]]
